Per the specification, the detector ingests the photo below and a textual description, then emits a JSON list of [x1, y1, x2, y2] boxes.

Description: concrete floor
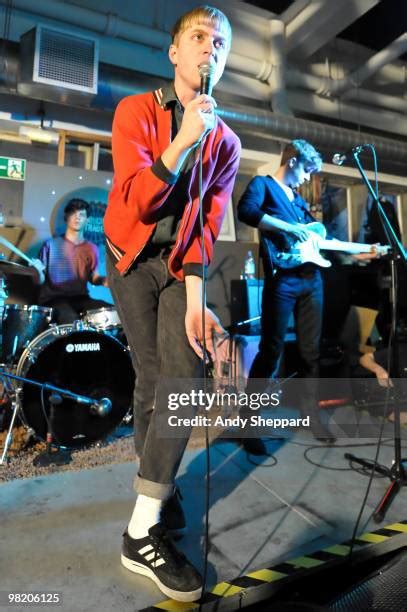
[[1, 408, 406, 612]]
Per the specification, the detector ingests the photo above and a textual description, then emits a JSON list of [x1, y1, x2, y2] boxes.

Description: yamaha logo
[[65, 343, 101, 353]]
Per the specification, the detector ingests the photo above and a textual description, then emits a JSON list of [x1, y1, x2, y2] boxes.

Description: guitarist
[[237, 140, 335, 449]]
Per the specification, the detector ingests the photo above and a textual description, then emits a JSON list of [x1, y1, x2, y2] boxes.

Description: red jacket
[[104, 89, 241, 279]]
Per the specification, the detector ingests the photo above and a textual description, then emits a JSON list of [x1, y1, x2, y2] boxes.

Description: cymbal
[[0, 259, 36, 277]]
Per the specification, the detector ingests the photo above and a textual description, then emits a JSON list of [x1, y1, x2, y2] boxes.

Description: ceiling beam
[[284, 0, 380, 59]]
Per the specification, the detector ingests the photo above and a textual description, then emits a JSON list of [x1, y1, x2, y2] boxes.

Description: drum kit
[[0, 255, 135, 465]]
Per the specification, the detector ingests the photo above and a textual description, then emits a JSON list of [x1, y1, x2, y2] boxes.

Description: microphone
[[74, 393, 112, 417], [199, 62, 215, 96], [332, 144, 370, 166], [90, 397, 112, 417]]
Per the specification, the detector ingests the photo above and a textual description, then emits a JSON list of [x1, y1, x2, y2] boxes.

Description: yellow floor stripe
[[211, 582, 244, 597], [323, 544, 350, 556], [386, 522, 407, 533], [358, 532, 389, 544], [154, 601, 199, 611], [146, 520, 406, 610], [286, 556, 325, 569], [247, 568, 287, 582]]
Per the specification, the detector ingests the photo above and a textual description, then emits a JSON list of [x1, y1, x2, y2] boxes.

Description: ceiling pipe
[[0, 0, 169, 49], [228, 51, 405, 117], [287, 68, 407, 114], [216, 103, 407, 162], [3, 0, 406, 159], [0, 41, 405, 161], [0, 0, 407, 118], [287, 89, 407, 138], [324, 33, 407, 97]]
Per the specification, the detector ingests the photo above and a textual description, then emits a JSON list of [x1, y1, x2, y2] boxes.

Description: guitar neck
[[319, 239, 376, 255]]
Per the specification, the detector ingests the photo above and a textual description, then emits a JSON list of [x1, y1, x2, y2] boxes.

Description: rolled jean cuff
[[134, 474, 174, 500]]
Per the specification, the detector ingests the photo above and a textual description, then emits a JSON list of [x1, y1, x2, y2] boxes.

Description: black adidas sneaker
[[121, 524, 202, 602]]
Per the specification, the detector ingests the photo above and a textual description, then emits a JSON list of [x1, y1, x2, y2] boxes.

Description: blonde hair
[[171, 5, 232, 48]]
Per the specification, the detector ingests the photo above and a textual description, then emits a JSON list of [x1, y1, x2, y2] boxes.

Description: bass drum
[[16, 325, 135, 449]]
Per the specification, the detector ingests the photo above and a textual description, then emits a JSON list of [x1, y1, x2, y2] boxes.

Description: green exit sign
[[0, 156, 26, 180]]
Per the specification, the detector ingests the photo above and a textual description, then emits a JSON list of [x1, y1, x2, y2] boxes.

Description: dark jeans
[[107, 248, 203, 500], [247, 269, 323, 394], [42, 295, 112, 325]]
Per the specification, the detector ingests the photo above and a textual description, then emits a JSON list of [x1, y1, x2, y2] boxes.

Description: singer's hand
[[176, 94, 217, 149], [185, 303, 225, 362]]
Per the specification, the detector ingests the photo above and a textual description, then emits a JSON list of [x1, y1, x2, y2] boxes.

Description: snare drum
[[82, 307, 121, 331], [16, 325, 135, 448], [0, 304, 53, 364]]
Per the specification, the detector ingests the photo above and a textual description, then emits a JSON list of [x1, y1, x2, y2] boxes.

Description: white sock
[[128, 494, 163, 539]]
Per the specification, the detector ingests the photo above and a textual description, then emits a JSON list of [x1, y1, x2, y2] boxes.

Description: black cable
[[40, 386, 52, 432], [198, 138, 211, 606], [245, 452, 278, 468]]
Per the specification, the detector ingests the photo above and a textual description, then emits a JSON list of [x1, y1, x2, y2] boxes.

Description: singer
[[104, 5, 240, 603]]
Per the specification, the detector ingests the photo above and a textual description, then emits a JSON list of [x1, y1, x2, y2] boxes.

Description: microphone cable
[[198, 135, 211, 609]]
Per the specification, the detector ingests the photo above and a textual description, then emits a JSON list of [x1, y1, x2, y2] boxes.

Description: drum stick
[[0, 234, 34, 265]]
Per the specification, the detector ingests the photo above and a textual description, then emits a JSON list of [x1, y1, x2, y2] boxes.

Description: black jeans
[[247, 269, 323, 390], [107, 248, 203, 500]]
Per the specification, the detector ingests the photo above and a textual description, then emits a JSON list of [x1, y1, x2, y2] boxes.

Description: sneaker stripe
[[138, 544, 154, 555], [145, 552, 164, 563], [151, 558, 166, 568]]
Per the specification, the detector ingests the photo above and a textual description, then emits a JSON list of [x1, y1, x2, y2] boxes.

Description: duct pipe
[[325, 33, 407, 97], [216, 103, 407, 162], [229, 51, 406, 116], [287, 69, 407, 114], [0, 40, 405, 152], [0, 42, 405, 160], [307, 57, 406, 87], [1, 0, 405, 117], [1, 0, 169, 49]]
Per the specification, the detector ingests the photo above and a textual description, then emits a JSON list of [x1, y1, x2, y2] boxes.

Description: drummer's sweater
[[38, 236, 98, 303], [104, 88, 241, 280]]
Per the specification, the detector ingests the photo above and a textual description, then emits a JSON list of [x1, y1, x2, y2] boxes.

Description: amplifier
[[231, 279, 295, 339]]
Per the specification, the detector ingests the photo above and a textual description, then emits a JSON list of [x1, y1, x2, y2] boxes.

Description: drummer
[[37, 198, 110, 324]]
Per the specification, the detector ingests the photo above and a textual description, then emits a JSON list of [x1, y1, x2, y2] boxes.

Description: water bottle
[[243, 250, 256, 279]]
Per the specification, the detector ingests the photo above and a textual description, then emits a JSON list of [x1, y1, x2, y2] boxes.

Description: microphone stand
[[343, 146, 407, 522], [33, 392, 72, 467], [0, 369, 107, 466]]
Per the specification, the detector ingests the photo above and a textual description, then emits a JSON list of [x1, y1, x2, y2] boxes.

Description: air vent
[[19, 25, 98, 103]]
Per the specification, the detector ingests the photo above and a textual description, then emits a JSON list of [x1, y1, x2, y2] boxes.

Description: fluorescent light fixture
[[19, 126, 59, 144]]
